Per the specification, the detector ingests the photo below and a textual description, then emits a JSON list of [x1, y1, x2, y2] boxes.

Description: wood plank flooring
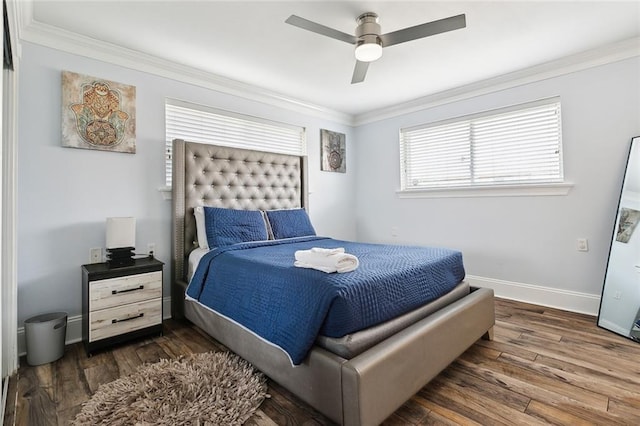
[[4, 298, 640, 425]]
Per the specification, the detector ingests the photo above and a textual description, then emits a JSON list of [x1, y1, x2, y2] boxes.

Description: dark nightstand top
[[82, 257, 164, 280]]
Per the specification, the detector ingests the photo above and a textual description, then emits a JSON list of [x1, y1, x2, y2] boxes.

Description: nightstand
[[82, 257, 164, 355]]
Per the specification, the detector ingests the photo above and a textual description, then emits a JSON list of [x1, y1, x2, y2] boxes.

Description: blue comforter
[[186, 236, 465, 364]]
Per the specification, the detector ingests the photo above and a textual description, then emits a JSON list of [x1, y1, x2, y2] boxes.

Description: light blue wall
[[353, 57, 640, 302], [17, 42, 356, 325]]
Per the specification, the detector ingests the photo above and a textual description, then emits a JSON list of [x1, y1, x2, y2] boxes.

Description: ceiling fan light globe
[[355, 42, 382, 62]]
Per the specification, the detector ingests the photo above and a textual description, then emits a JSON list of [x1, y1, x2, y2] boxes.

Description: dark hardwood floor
[[4, 298, 640, 425]]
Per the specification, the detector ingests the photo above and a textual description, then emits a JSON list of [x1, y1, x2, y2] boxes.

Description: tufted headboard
[[171, 139, 308, 318]]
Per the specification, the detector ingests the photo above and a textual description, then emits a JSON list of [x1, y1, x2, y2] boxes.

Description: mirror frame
[[597, 135, 640, 342]]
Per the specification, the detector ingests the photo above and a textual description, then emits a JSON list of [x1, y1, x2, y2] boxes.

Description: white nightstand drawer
[[89, 298, 161, 342], [90, 271, 162, 311]]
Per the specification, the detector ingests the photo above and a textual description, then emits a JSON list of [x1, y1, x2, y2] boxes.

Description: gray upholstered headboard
[[171, 139, 308, 317]]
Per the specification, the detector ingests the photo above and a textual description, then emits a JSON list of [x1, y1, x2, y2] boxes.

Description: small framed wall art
[[61, 71, 136, 153], [320, 129, 346, 173]]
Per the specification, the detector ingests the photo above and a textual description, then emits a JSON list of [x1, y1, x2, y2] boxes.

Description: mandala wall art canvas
[[320, 129, 346, 173], [61, 71, 136, 153]]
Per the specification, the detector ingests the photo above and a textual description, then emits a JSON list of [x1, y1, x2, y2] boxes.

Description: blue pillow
[[204, 207, 268, 248], [265, 208, 316, 239]]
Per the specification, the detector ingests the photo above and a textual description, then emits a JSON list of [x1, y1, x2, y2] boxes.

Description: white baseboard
[[467, 275, 601, 316], [17, 297, 173, 357]]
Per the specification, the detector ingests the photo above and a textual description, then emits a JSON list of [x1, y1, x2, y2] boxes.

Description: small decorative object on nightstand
[[82, 257, 164, 355]]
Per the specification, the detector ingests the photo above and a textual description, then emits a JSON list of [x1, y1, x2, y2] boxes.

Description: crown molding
[[353, 37, 640, 126], [16, 9, 354, 126]]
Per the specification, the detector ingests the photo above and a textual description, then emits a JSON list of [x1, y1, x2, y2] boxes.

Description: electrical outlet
[[391, 226, 399, 238], [577, 238, 589, 252], [147, 243, 156, 257], [614, 291, 622, 300], [90, 247, 102, 263]]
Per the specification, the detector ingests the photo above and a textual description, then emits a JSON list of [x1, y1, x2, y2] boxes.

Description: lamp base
[[106, 247, 135, 268]]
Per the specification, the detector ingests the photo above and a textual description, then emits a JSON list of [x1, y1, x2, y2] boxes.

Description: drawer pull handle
[[112, 285, 144, 295], [112, 313, 144, 324]]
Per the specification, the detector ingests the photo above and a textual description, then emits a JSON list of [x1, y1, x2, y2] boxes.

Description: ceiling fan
[[285, 12, 466, 84]]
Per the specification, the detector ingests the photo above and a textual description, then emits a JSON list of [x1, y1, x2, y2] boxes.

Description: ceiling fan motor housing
[[356, 12, 381, 40]]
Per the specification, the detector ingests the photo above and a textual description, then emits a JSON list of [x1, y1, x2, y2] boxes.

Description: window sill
[[158, 186, 172, 200], [397, 182, 574, 198]]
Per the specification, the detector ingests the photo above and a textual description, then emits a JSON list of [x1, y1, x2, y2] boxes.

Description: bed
[[171, 139, 495, 426]]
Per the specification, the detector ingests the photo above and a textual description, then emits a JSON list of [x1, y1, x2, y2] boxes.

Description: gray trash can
[[24, 312, 67, 366]]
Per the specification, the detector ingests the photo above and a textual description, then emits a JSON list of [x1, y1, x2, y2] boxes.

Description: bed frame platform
[[172, 139, 495, 425]]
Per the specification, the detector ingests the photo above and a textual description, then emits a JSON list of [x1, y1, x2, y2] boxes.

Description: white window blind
[[400, 98, 563, 191], [165, 100, 306, 186]]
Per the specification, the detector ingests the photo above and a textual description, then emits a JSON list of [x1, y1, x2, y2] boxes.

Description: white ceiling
[[25, 1, 640, 118]]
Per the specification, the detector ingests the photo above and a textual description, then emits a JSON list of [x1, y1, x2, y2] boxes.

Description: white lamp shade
[[355, 42, 382, 62], [106, 217, 136, 249]]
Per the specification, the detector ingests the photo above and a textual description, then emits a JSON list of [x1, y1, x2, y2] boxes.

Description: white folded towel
[[294, 247, 359, 273]]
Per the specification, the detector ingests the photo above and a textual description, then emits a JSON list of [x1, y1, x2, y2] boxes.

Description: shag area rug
[[72, 351, 269, 426]]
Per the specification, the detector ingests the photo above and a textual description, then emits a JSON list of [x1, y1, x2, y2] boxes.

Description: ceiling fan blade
[[285, 15, 358, 45], [351, 60, 369, 84], [380, 14, 466, 48]]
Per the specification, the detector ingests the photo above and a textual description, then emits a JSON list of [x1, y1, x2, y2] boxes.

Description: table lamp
[[106, 217, 135, 268]]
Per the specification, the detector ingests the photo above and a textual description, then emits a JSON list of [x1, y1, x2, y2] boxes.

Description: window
[[165, 99, 306, 186], [400, 98, 563, 192]]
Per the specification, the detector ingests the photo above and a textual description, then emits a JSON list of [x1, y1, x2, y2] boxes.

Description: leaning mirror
[[598, 136, 640, 341]]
